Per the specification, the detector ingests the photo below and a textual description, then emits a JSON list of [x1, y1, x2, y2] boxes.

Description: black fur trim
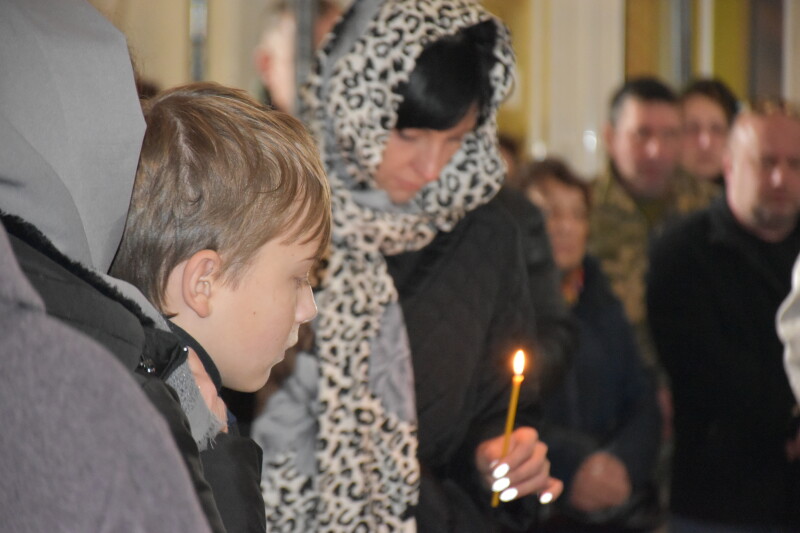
[[1, 211, 155, 327]]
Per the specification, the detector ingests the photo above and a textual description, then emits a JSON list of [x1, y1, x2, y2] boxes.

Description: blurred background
[[88, 0, 800, 179]]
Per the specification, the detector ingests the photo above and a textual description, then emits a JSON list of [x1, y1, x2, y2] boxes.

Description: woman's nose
[[415, 142, 450, 183]]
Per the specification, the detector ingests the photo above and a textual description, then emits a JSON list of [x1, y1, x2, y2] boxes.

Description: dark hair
[[609, 76, 677, 127], [395, 20, 496, 130], [680, 78, 739, 125], [498, 133, 519, 158], [136, 78, 160, 100], [517, 157, 591, 211], [747, 97, 800, 118]]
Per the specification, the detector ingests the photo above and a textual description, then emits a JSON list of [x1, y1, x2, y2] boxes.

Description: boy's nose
[[297, 284, 318, 324]]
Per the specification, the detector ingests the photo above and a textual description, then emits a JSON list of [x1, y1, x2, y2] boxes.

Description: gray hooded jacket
[[0, 0, 225, 531]]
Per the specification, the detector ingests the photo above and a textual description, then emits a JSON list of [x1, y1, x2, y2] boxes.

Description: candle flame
[[513, 350, 525, 375]]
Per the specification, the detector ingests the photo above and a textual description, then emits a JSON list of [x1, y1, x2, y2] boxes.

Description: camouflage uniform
[[588, 168, 719, 366]]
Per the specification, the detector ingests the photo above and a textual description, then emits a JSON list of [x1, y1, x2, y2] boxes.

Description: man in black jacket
[[647, 101, 800, 531]]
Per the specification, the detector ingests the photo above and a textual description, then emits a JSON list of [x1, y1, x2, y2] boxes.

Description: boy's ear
[[181, 250, 222, 319]]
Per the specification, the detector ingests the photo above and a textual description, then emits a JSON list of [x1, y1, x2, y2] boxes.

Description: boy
[[111, 82, 331, 532]]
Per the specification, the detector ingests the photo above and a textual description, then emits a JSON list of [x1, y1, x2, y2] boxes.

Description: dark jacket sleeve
[[449, 203, 550, 532], [138, 377, 228, 533], [646, 217, 730, 421], [603, 299, 661, 489], [540, 258, 662, 527], [537, 423, 598, 495], [201, 431, 266, 533], [493, 187, 576, 397]]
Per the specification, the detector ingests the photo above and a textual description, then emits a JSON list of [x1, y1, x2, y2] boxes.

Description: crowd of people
[[3, 0, 800, 532], [505, 74, 800, 532]]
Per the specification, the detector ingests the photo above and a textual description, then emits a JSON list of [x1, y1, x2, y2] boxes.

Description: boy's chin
[[284, 329, 300, 349], [236, 368, 273, 393]]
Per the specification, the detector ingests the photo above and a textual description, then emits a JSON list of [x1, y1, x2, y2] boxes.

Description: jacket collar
[[167, 321, 222, 393], [596, 164, 675, 229], [707, 196, 800, 292]]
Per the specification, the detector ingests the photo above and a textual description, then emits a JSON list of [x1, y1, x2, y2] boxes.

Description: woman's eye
[[397, 129, 420, 141]]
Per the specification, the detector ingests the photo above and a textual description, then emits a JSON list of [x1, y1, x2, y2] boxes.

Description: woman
[[679, 78, 739, 185], [520, 158, 662, 532], [253, 1, 563, 531]]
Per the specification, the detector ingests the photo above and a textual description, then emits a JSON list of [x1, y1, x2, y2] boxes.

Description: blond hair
[[111, 82, 331, 312]]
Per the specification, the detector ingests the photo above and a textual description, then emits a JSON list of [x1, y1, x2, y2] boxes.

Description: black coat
[[3, 213, 266, 533], [647, 197, 800, 528], [387, 193, 571, 532], [495, 187, 577, 396], [0, 222, 214, 532], [539, 256, 662, 531], [169, 323, 267, 533]]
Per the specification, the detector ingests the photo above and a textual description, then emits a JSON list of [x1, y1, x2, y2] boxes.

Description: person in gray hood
[[0, 213, 213, 532], [0, 0, 227, 531]]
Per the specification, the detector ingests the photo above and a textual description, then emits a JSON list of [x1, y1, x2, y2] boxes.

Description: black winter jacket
[[648, 197, 800, 528], [494, 187, 576, 394], [540, 256, 662, 531], [387, 193, 571, 532], [3, 214, 229, 533]]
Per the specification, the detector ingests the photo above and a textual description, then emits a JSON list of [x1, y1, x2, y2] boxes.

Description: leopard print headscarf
[[264, 1, 514, 530]]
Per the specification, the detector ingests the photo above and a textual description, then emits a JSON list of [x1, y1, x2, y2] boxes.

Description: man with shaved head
[[647, 102, 800, 531]]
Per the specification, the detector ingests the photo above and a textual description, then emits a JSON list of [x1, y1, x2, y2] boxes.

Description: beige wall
[[784, 0, 800, 102], [88, 0, 798, 174], [207, 0, 267, 94], [89, 0, 265, 95], [486, 0, 625, 178], [90, 0, 190, 90]]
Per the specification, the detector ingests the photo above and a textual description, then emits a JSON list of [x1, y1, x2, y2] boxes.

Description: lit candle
[[491, 349, 526, 507]]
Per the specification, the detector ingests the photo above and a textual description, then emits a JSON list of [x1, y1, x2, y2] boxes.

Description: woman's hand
[[475, 426, 563, 504]]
